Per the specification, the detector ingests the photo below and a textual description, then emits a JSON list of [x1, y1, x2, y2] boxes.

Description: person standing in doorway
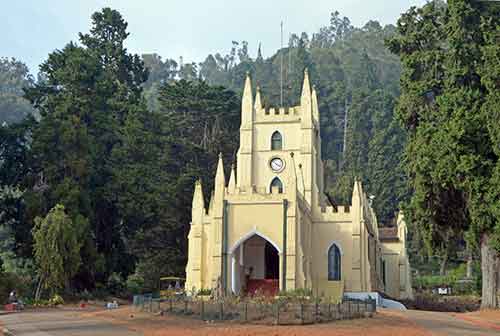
[[244, 266, 253, 295]]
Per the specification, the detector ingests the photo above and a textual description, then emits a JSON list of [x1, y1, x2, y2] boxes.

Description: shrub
[[107, 272, 125, 295], [197, 288, 212, 296], [49, 294, 64, 306], [126, 273, 145, 295], [0, 271, 31, 304]]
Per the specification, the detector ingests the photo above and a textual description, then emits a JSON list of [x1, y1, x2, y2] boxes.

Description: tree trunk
[[35, 276, 43, 301], [466, 254, 473, 279], [439, 253, 448, 276], [481, 233, 500, 309]]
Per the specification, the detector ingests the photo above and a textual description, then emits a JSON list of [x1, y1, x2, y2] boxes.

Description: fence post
[[276, 302, 280, 325], [184, 300, 188, 314], [219, 302, 224, 320], [315, 302, 319, 322], [169, 298, 173, 312], [244, 302, 248, 323], [201, 300, 205, 320], [328, 303, 332, 320], [300, 303, 304, 324]]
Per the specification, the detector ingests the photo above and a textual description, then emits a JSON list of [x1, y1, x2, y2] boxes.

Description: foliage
[[48, 294, 64, 305], [126, 273, 145, 295], [0, 270, 31, 304], [277, 288, 313, 299], [33, 204, 83, 293], [106, 272, 125, 295], [22, 7, 148, 290], [197, 288, 212, 296], [0, 57, 37, 124], [388, 0, 500, 307]]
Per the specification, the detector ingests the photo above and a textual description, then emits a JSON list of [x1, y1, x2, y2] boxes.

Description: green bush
[[0, 271, 31, 304], [197, 288, 212, 296], [413, 263, 479, 295], [126, 273, 145, 295], [107, 272, 125, 295], [49, 294, 64, 305], [278, 288, 313, 298]]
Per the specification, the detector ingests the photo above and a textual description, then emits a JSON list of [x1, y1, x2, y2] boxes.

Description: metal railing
[[132, 294, 376, 325]]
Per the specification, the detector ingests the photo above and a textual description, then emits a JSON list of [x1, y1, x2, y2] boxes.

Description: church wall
[[381, 240, 412, 299], [226, 201, 284, 254], [311, 220, 352, 296], [201, 219, 212, 290], [252, 122, 301, 194], [381, 249, 400, 298], [253, 122, 301, 152]]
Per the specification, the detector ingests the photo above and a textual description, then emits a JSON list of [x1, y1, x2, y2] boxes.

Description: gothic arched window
[[328, 243, 341, 281], [270, 177, 284, 193], [271, 131, 282, 150]]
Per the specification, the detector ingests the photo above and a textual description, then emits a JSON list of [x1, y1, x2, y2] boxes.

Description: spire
[[192, 179, 205, 210], [241, 72, 253, 128], [228, 164, 236, 193], [215, 152, 225, 187], [312, 84, 319, 125], [352, 177, 360, 196], [254, 86, 262, 110], [300, 68, 312, 127], [301, 68, 311, 104], [351, 178, 362, 205], [191, 179, 205, 224]]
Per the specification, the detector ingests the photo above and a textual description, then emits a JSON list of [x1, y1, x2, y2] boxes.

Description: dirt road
[[2, 307, 500, 336], [0, 309, 141, 336], [403, 309, 500, 336]]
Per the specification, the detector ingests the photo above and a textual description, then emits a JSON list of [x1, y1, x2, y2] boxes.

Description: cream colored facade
[[185, 70, 412, 301], [379, 212, 414, 300]]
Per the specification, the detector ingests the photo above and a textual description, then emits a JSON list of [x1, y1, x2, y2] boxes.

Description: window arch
[[271, 131, 282, 150], [270, 177, 283, 193], [328, 243, 341, 281]]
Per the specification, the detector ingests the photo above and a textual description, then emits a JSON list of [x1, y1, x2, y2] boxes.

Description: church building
[[185, 70, 412, 301]]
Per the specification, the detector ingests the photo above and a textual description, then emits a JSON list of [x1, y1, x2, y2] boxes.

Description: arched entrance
[[230, 233, 280, 296]]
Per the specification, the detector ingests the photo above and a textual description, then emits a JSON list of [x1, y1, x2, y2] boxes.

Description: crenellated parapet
[[315, 205, 353, 222]]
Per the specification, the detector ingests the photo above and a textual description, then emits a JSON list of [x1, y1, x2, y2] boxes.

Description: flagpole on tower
[[280, 21, 284, 108]]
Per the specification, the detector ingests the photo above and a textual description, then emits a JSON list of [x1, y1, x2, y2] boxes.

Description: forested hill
[[142, 13, 406, 224], [0, 8, 406, 295]]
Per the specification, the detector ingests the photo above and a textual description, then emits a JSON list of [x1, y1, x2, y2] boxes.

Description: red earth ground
[[84, 306, 433, 336], [454, 309, 500, 331]]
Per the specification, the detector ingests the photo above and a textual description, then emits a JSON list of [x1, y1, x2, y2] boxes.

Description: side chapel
[[185, 70, 413, 301]]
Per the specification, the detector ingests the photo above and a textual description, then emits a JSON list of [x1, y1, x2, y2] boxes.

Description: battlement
[[260, 106, 300, 116], [313, 204, 353, 222], [321, 205, 351, 214]]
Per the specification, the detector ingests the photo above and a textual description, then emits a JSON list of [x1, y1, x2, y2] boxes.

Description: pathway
[[0, 309, 141, 336], [403, 309, 500, 336]]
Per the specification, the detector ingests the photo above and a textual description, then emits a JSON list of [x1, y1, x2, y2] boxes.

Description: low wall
[[133, 294, 376, 325]]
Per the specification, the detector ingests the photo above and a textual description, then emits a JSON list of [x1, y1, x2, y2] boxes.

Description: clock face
[[270, 157, 284, 172]]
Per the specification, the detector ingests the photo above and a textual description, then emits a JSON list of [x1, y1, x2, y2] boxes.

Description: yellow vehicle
[[159, 276, 185, 298]]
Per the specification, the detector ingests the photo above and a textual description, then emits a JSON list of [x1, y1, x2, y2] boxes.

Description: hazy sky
[[1, 0, 427, 74]]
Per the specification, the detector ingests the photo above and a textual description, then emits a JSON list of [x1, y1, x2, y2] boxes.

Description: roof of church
[[378, 226, 399, 241]]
